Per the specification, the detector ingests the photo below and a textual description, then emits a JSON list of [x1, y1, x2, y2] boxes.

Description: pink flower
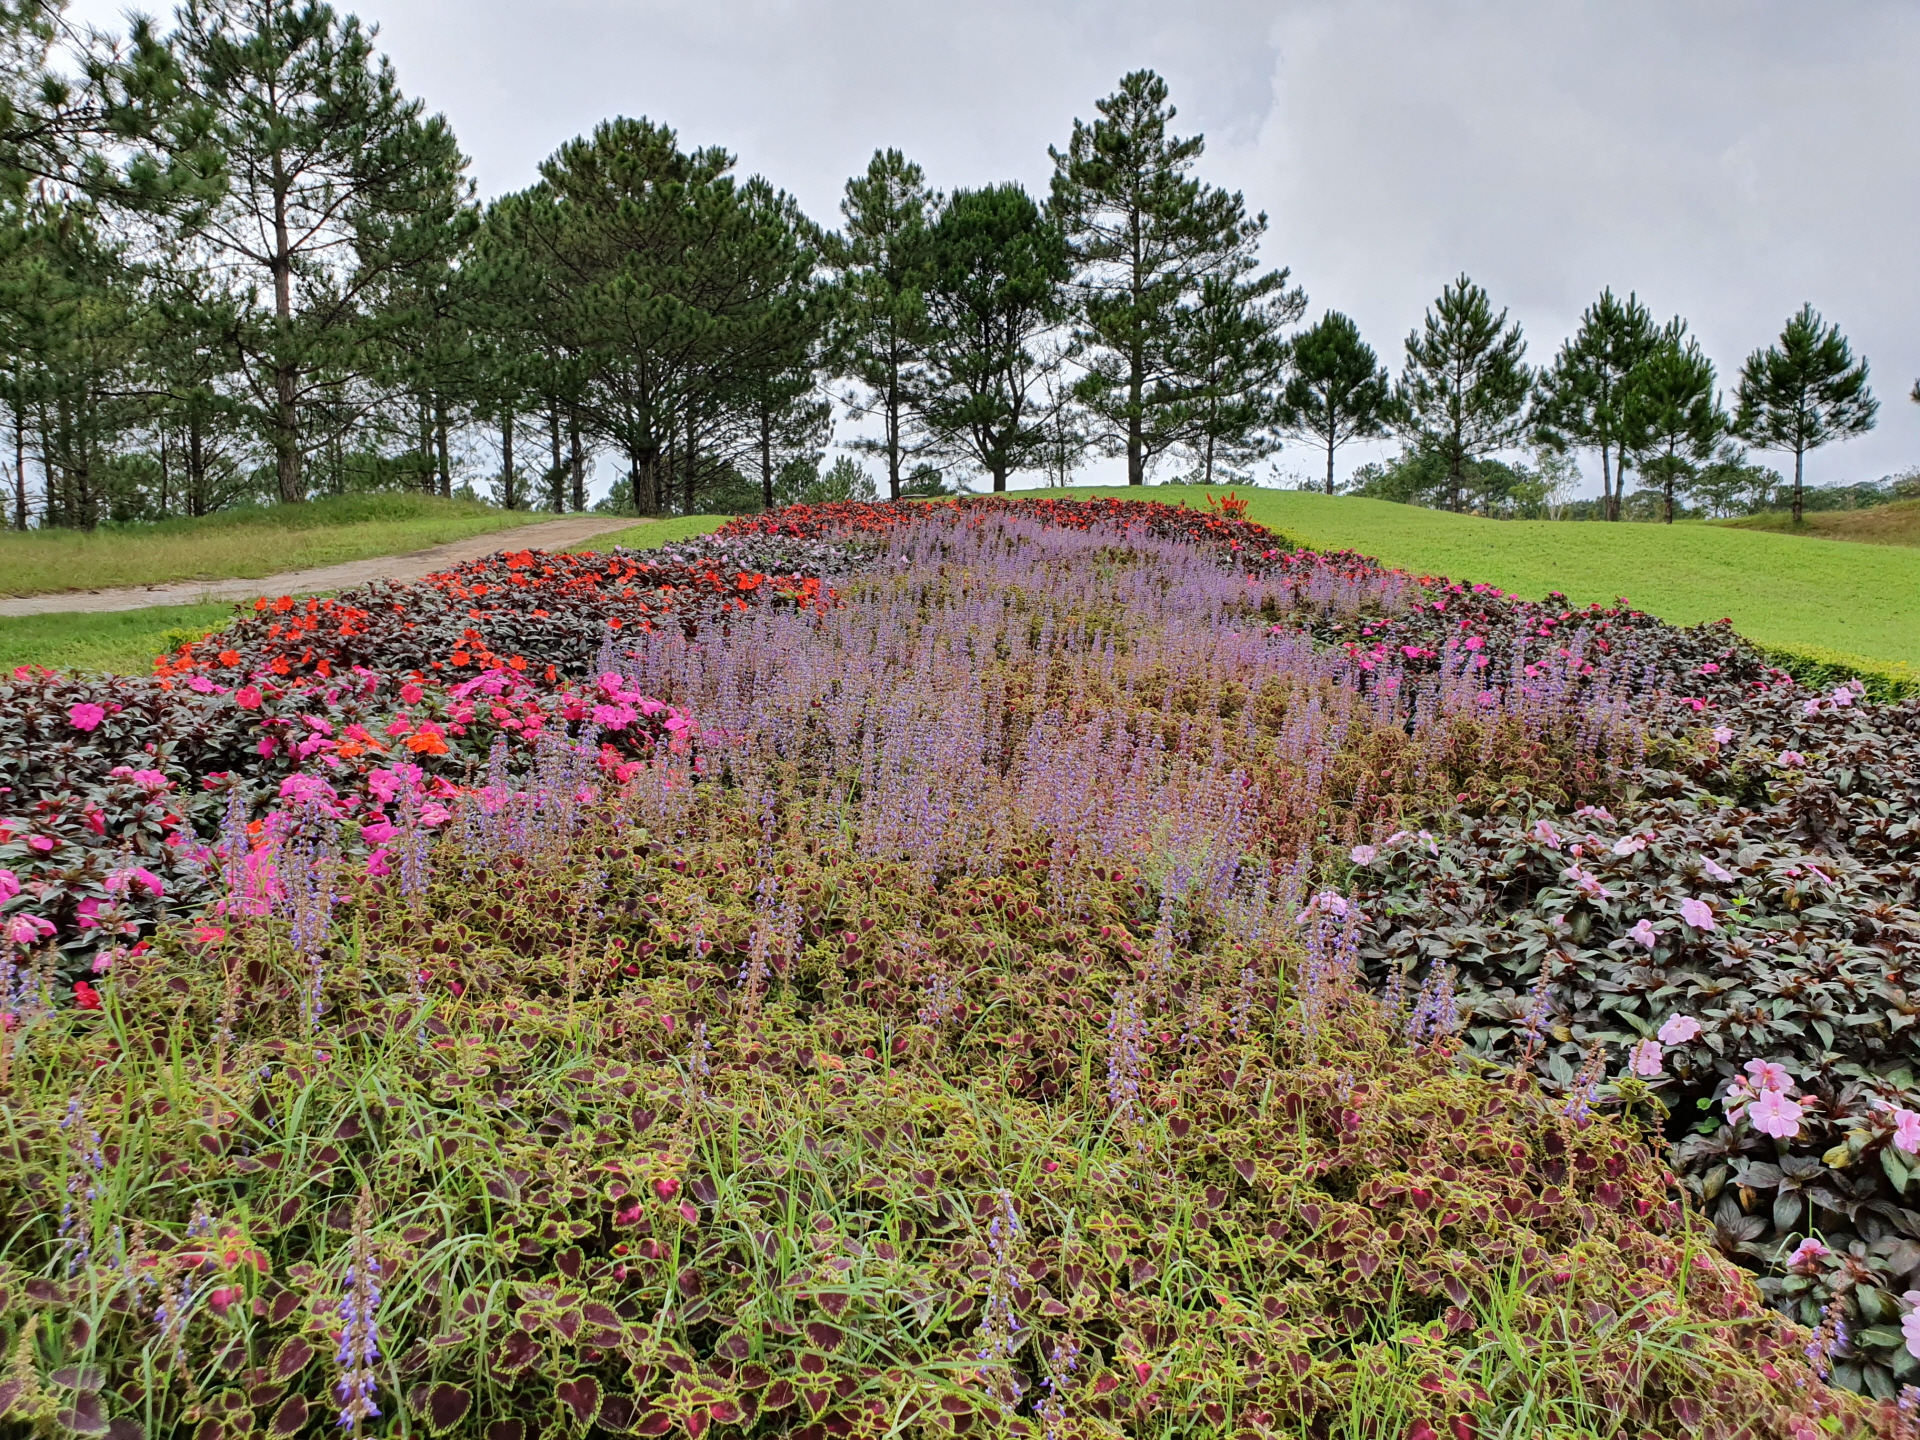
[[1309, 891, 1349, 919], [5, 914, 55, 946], [1785, 1238, 1829, 1271], [1700, 856, 1735, 882], [234, 686, 262, 710], [27, 835, 54, 853], [1657, 1014, 1701, 1045], [399, 683, 424, 705], [1902, 1295, 1920, 1361], [1563, 866, 1612, 900], [1349, 844, 1377, 866], [1611, 832, 1648, 857], [1744, 1058, 1793, 1092], [68, 702, 106, 732], [1530, 818, 1563, 849], [1892, 1108, 1920, 1156], [1712, 726, 1734, 745], [1628, 1039, 1664, 1077], [1777, 750, 1805, 768], [1748, 1088, 1803, 1139], [1626, 919, 1657, 950], [366, 848, 392, 878], [1698, 663, 1720, 675], [0, 869, 16, 901], [1678, 897, 1716, 931]]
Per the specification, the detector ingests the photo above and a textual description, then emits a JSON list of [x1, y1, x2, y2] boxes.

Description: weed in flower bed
[[1, 500, 1918, 1435]]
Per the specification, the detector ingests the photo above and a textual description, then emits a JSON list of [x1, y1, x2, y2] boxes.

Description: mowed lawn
[[0, 514, 733, 675], [1718, 497, 1920, 548], [1068, 486, 1920, 671], [0, 494, 560, 597]]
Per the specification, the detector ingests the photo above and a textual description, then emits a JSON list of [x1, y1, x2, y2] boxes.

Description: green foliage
[[1628, 321, 1727, 523], [1391, 276, 1532, 513], [1533, 289, 1660, 522]]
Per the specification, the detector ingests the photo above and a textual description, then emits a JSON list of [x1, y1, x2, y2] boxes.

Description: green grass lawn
[[0, 601, 235, 676], [0, 493, 562, 597], [1068, 485, 1920, 674], [563, 513, 732, 551]]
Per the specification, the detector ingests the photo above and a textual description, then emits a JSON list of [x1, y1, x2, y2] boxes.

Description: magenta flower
[[1678, 897, 1716, 931], [1628, 1039, 1664, 1077], [5, 914, 55, 946], [67, 702, 106, 732], [0, 869, 16, 901], [1657, 1014, 1701, 1045], [1748, 1089, 1804, 1139]]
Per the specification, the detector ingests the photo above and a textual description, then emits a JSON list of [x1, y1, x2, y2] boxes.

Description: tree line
[[0, 0, 1902, 529]]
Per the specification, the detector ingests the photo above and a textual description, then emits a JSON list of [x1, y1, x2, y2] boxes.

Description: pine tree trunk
[[188, 415, 205, 518], [547, 406, 564, 512], [1324, 430, 1336, 496], [569, 413, 585, 512], [885, 364, 902, 500], [760, 407, 775, 510], [434, 402, 451, 498], [272, 156, 303, 505], [158, 426, 170, 518], [12, 401, 25, 530], [501, 411, 516, 509], [1792, 443, 1805, 524], [684, 411, 697, 517]]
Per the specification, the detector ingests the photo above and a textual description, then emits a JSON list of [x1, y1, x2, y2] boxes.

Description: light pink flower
[[1777, 750, 1806, 768], [1564, 866, 1612, 900], [1611, 833, 1649, 857], [1626, 919, 1657, 950], [1785, 1237, 1829, 1271], [1711, 726, 1734, 745], [1310, 891, 1350, 919], [1744, 1058, 1793, 1092], [1530, 818, 1563, 849], [1657, 1014, 1702, 1045], [1701, 856, 1735, 882], [1892, 1108, 1920, 1156], [1349, 844, 1377, 866], [1902, 1296, 1920, 1361], [1748, 1088, 1804, 1139], [1678, 897, 1716, 931], [1628, 1039, 1664, 1077], [68, 702, 106, 732]]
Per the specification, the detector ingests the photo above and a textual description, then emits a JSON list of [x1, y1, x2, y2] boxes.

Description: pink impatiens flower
[[1530, 818, 1564, 849], [5, 914, 55, 946], [1628, 1039, 1664, 1077], [1700, 856, 1735, 883], [1777, 750, 1806, 768], [1564, 866, 1612, 900], [1657, 1014, 1702, 1045], [1903, 1292, 1920, 1361], [0, 869, 16, 901], [1611, 833, 1649, 857], [1892, 1108, 1920, 1156], [1678, 897, 1716, 931], [1349, 844, 1377, 866], [1748, 1089, 1804, 1139], [68, 702, 106, 732], [1711, 726, 1734, 745], [1626, 919, 1657, 950]]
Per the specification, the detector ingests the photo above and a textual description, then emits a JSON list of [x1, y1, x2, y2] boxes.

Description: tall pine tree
[[1277, 310, 1390, 494], [1626, 321, 1724, 523], [1050, 70, 1283, 485], [1533, 289, 1657, 522], [1734, 303, 1877, 524], [1393, 275, 1531, 513]]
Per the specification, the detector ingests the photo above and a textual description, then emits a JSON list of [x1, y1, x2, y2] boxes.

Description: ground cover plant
[[1090, 487, 1920, 681], [0, 497, 564, 599], [0, 499, 1915, 1438]]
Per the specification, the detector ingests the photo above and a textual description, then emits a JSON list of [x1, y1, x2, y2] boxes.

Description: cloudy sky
[[71, 0, 1920, 495]]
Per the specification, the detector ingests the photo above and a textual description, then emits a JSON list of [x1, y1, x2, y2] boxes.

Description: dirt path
[[0, 517, 629, 618]]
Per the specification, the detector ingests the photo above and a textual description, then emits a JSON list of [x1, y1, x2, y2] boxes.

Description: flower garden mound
[[0, 499, 1913, 1436]]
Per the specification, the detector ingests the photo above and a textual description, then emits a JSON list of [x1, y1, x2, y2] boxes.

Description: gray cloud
[[69, 0, 1920, 493]]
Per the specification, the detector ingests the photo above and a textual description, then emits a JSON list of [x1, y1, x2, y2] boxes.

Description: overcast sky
[[71, 0, 1920, 497]]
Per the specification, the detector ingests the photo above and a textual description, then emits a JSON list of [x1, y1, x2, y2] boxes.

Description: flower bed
[[0, 499, 1915, 1436]]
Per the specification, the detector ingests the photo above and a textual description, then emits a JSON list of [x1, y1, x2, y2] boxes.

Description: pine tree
[[825, 150, 935, 501], [915, 184, 1069, 492], [124, 0, 474, 503], [1174, 268, 1298, 484], [1393, 275, 1531, 512], [1534, 289, 1658, 521], [1051, 70, 1282, 485], [1277, 310, 1390, 494], [1734, 303, 1878, 524], [1626, 321, 1725, 523]]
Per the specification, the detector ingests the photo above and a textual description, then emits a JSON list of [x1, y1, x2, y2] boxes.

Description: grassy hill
[[0, 493, 559, 597], [1066, 486, 1920, 675], [1716, 497, 1920, 547]]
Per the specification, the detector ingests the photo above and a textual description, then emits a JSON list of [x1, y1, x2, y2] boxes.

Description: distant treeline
[[0, 2, 1908, 530]]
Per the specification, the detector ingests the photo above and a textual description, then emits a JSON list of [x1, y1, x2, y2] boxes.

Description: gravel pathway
[[0, 517, 628, 617]]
